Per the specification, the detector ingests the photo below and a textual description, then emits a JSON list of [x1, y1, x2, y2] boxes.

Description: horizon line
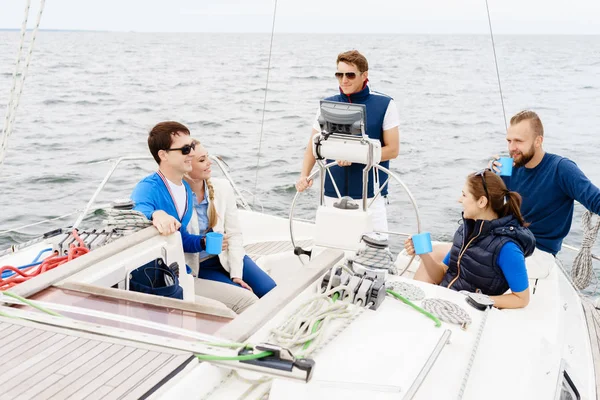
[[1, 28, 600, 35]]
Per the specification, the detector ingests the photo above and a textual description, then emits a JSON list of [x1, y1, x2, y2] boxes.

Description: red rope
[[0, 229, 89, 291]]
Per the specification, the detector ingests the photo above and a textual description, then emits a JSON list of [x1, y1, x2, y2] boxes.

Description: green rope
[[302, 291, 340, 350], [0, 309, 17, 319], [2, 291, 62, 317], [386, 289, 441, 327], [195, 351, 273, 361]]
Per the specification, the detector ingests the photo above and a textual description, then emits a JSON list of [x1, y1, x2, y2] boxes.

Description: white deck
[[0, 208, 598, 399]]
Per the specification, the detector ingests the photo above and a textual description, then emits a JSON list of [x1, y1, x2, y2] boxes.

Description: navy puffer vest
[[440, 214, 536, 295], [322, 85, 393, 199]]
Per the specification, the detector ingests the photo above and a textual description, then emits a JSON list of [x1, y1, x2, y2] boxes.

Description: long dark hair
[[468, 170, 529, 227]]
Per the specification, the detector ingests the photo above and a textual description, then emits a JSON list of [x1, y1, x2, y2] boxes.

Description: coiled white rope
[[0, 0, 46, 167], [387, 281, 425, 301], [103, 209, 152, 230], [269, 285, 363, 357], [422, 298, 472, 328], [571, 211, 600, 290]]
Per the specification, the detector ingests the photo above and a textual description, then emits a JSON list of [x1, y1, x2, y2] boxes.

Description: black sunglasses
[[166, 142, 196, 155], [335, 71, 359, 80], [474, 168, 490, 199]]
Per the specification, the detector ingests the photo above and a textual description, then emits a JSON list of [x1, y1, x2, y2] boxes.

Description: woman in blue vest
[[405, 169, 535, 309]]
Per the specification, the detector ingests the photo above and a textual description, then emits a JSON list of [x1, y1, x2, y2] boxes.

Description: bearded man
[[412, 110, 600, 285], [491, 110, 600, 255]]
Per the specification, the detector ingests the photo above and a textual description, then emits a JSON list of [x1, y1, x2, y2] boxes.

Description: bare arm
[[301, 128, 318, 177], [490, 289, 530, 309], [418, 253, 448, 284], [405, 238, 447, 284], [381, 126, 399, 162], [296, 128, 318, 192]]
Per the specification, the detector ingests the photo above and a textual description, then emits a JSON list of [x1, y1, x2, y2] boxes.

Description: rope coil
[[422, 298, 472, 328], [0, 229, 89, 290], [103, 209, 152, 230], [387, 281, 425, 301], [269, 285, 363, 357], [571, 211, 600, 290]]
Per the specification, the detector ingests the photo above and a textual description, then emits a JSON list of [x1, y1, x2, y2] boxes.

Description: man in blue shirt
[[413, 110, 600, 285], [493, 110, 600, 255]]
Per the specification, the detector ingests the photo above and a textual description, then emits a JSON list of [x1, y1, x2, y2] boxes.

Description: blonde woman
[[184, 138, 277, 305]]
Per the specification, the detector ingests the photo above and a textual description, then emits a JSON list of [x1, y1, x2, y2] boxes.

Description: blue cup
[[412, 232, 432, 255], [497, 157, 513, 176], [205, 232, 223, 255]]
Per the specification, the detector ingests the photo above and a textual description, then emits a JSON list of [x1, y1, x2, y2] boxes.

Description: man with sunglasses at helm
[[295, 50, 400, 232]]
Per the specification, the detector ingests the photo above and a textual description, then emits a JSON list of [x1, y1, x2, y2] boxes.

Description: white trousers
[[324, 195, 388, 233]]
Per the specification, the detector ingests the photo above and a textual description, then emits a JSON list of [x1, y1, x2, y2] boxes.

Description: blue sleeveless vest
[[322, 85, 393, 199], [440, 215, 536, 295]]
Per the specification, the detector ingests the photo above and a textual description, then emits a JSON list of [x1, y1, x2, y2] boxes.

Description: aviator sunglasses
[[334, 71, 360, 80], [166, 142, 196, 155]]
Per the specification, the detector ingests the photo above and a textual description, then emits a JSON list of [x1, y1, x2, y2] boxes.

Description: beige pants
[[194, 277, 258, 314]]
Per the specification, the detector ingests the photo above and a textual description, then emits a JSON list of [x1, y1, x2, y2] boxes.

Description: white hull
[[0, 207, 595, 399]]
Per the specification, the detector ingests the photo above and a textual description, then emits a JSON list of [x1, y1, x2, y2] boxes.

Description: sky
[[1, 0, 599, 34]]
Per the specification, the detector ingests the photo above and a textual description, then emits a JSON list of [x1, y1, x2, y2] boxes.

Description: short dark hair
[[336, 50, 369, 73], [148, 121, 190, 164]]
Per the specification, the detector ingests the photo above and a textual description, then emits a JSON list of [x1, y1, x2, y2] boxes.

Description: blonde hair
[[510, 110, 544, 137], [187, 138, 218, 231]]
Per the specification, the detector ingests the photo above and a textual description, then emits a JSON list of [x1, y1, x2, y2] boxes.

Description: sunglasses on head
[[335, 71, 359, 80], [166, 142, 196, 155], [474, 168, 491, 199]]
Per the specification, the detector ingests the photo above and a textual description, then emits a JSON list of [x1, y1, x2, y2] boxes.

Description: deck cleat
[[368, 278, 386, 310], [465, 292, 495, 311]]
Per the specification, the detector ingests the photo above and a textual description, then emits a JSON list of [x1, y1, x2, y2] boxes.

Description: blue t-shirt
[[502, 153, 600, 255], [443, 241, 529, 293]]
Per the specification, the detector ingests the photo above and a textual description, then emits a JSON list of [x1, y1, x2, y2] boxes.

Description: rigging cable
[[252, 0, 279, 207], [0, 0, 46, 167], [484, 0, 508, 131]]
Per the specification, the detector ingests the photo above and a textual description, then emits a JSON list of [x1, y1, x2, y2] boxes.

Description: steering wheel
[[289, 161, 422, 276]]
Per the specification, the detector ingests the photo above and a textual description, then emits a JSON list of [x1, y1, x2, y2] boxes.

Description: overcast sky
[[1, 0, 599, 34]]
